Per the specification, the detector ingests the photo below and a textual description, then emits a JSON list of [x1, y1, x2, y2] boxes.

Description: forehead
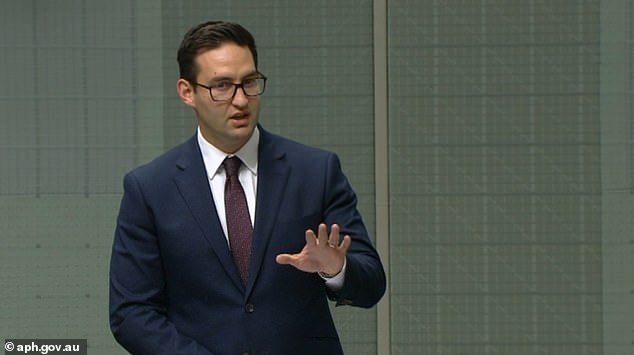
[[194, 43, 256, 79]]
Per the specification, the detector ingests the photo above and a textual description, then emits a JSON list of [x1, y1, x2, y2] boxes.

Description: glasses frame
[[194, 74, 267, 102]]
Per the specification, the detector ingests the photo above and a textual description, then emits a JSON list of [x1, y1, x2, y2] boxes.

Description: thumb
[[275, 253, 295, 265]]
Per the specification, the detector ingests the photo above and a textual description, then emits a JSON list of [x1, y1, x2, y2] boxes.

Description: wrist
[[318, 269, 341, 279], [318, 257, 346, 279]]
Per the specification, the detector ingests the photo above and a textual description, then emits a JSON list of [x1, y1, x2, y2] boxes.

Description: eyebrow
[[207, 71, 259, 83]]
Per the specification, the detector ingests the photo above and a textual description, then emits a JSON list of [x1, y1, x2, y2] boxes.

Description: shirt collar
[[197, 126, 259, 179]]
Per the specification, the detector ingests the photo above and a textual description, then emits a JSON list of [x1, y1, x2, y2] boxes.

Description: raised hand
[[275, 223, 351, 277]]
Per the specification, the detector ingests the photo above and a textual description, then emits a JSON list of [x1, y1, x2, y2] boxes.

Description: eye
[[242, 78, 257, 87], [211, 81, 234, 91]]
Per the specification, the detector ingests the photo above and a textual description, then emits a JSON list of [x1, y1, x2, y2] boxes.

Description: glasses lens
[[243, 78, 266, 96], [209, 77, 266, 101], [210, 82, 234, 101]]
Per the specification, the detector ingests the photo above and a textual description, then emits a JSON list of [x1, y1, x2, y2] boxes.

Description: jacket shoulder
[[125, 135, 197, 181], [261, 129, 335, 162]]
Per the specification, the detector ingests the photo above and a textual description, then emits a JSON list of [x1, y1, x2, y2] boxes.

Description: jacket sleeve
[[109, 172, 215, 355], [321, 153, 387, 308]]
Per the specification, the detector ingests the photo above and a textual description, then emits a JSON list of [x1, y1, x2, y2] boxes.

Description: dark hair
[[177, 21, 258, 85]]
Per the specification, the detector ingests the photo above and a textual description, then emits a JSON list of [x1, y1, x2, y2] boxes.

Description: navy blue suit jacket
[[109, 126, 386, 354]]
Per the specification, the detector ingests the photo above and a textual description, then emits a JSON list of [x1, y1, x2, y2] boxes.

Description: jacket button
[[245, 303, 255, 313]]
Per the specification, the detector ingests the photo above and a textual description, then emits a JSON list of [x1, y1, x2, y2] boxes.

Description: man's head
[[177, 21, 258, 84], [176, 21, 263, 154]]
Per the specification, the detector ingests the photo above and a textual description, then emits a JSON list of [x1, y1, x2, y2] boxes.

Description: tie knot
[[223, 156, 242, 177]]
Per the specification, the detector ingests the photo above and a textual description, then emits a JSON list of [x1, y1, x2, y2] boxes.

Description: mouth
[[229, 112, 250, 125]]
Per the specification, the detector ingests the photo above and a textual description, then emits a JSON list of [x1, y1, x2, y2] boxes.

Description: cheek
[[195, 101, 227, 123], [250, 100, 261, 115]]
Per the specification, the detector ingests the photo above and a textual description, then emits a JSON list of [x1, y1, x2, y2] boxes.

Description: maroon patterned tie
[[223, 156, 253, 285]]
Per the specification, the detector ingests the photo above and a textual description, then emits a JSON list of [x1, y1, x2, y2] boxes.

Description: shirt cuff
[[320, 258, 346, 291]]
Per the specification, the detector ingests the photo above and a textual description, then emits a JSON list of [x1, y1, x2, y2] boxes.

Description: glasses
[[195, 74, 267, 102]]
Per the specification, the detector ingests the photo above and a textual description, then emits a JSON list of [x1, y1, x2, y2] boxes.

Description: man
[[109, 21, 386, 355]]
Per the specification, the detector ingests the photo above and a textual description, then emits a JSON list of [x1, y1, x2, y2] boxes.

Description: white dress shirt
[[198, 126, 259, 239]]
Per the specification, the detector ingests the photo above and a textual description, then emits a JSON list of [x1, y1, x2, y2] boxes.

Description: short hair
[[177, 21, 258, 85]]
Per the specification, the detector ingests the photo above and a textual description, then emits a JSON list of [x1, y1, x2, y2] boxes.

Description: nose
[[231, 86, 249, 107]]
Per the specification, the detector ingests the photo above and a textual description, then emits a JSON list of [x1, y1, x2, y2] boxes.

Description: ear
[[177, 79, 196, 108]]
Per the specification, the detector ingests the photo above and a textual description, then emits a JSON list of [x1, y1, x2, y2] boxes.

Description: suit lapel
[[246, 129, 290, 294], [173, 136, 244, 290]]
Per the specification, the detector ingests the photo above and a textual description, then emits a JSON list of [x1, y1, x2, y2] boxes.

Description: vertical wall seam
[[374, 0, 390, 354], [629, 1, 634, 194]]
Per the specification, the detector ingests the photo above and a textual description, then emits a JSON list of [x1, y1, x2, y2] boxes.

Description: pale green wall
[[1, 1, 632, 355], [388, 2, 603, 354]]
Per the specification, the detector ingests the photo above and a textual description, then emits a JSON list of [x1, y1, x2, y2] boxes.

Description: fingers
[[317, 223, 329, 246], [339, 235, 352, 252], [307, 223, 336, 247], [328, 224, 340, 247], [308, 223, 346, 248], [305, 228, 318, 246], [276, 224, 351, 274], [326, 224, 351, 251]]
